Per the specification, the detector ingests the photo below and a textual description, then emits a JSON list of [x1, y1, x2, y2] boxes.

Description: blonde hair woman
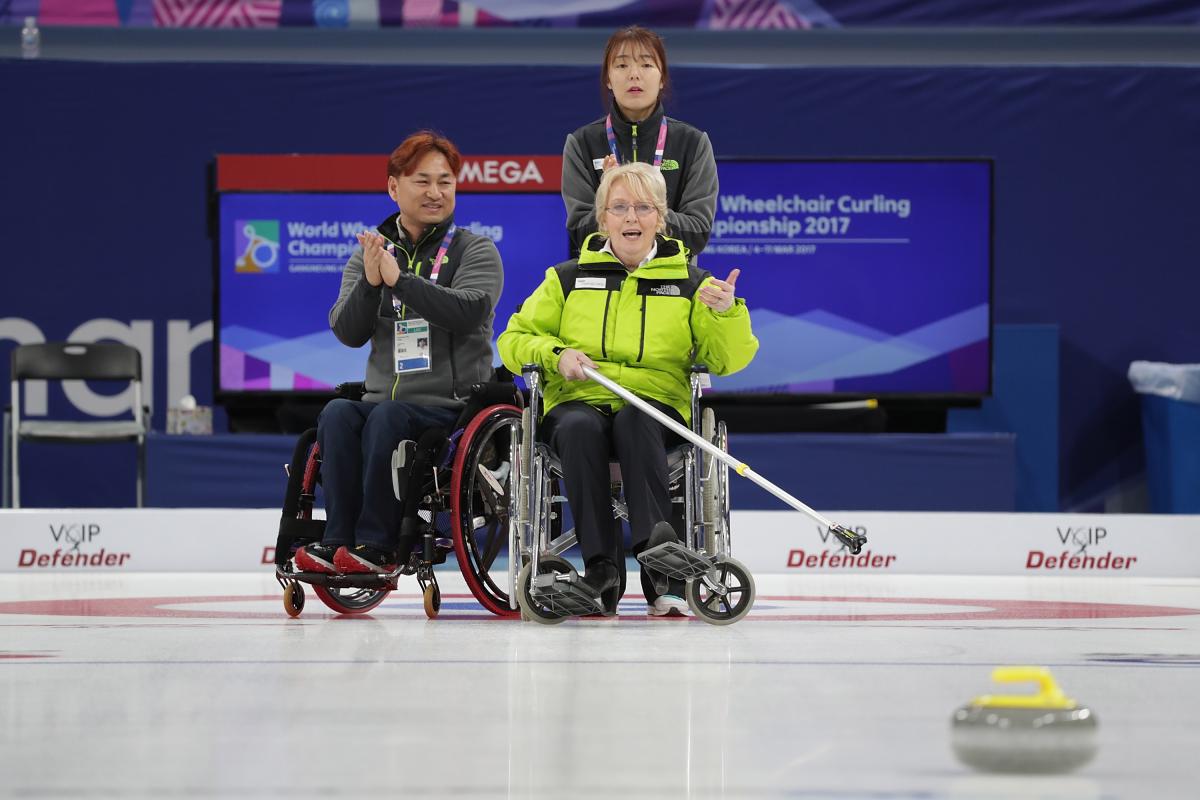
[[499, 163, 756, 617]]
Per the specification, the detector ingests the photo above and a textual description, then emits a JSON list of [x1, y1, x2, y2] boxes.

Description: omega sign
[[17, 522, 132, 568], [1025, 525, 1138, 571], [456, 156, 560, 191]]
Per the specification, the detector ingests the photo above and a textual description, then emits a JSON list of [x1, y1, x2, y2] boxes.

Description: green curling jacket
[[497, 233, 758, 424]]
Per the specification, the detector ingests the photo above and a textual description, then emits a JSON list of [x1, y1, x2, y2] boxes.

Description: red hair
[[601, 26, 670, 111], [387, 131, 462, 180]]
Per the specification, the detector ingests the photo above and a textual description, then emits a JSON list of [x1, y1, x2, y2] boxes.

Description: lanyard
[[605, 115, 667, 167], [389, 223, 456, 317], [428, 224, 456, 283]]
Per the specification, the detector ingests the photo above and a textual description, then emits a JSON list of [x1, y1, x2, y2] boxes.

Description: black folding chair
[[8, 342, 148, 507]]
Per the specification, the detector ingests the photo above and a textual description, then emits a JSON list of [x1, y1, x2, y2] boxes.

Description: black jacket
[[562, 103, 718, 259]]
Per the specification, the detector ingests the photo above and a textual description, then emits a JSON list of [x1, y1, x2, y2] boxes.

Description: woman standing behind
[[562, 25, 718, 260]]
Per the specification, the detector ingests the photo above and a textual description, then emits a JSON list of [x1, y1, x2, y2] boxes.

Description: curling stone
[[951, 666, 1098, 774]]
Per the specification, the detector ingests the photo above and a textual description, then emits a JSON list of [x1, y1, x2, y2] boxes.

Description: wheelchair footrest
[[637, 541, 714, 581], [530, 570, 603, 617]]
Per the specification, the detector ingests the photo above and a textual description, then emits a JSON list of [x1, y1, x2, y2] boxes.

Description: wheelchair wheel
[[313, 585, 389, 615], [515, 555, 571, 625], [283, 581, 305, 617], [423, 582, 441, 620], [451, 403, 523, 618], [686, 556, 755, 626], [700, 408, 729, 557]]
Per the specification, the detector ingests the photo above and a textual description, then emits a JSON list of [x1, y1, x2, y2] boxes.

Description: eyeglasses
[[605, 203, 658, 218]]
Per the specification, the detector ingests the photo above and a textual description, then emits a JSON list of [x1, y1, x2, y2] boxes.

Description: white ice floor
[[2, 570, 1199, 799]]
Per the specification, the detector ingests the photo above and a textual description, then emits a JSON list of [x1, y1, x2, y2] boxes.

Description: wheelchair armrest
[[334, 382, 367, 401]]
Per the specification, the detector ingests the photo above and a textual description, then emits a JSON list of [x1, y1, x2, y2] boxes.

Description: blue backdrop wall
[[1, 60, 1198, 508]]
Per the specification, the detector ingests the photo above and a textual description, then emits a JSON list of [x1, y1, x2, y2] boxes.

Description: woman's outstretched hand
[[698, 268, 740, 313]]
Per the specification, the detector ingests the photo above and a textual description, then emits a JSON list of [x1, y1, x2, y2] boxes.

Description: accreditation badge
[[394, 318, 432, 374]]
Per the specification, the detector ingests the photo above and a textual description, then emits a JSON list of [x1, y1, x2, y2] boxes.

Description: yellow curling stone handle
[[971, 666, 1078, 709]]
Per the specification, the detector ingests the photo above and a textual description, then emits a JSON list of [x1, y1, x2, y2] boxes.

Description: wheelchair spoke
[[476, 462, 507, 508], [466, 435, 512, 590], [479, 517, 506, 572], [704, 592, 722, 614]]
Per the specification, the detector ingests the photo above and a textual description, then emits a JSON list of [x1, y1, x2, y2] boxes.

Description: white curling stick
[[581, 366, 864, 548]]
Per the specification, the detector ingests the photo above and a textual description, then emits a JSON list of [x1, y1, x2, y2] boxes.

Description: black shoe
[[640, 521, 679, 596], [582, 557, 621, 598], [646, 520, 679, 550]]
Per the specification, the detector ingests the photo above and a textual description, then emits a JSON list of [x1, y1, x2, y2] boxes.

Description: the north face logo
[[649, 285, 681, 296]]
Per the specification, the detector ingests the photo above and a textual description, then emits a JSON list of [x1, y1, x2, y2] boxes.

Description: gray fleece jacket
[[330, 213, 503, 408], [562, 102, 718, 259]]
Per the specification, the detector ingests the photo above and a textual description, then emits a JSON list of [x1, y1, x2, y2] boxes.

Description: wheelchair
[[273, 378, 525, 619], [511, 364, 756, 626]]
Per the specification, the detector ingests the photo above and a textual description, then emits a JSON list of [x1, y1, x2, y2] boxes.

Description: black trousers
[[544, 399, 683, 568], [317, 398, 460, 552]]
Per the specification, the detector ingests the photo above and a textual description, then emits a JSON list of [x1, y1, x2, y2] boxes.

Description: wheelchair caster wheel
[[423, 582, 441, 619], [515, 558, 569, 625], [283, 581, 305, 617], [687, 556, 755, 626]]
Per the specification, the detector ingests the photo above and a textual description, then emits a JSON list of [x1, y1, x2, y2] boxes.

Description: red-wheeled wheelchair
[[273, 378, 524, 619]]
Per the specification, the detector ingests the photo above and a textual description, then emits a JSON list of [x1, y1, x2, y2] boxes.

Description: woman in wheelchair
[[293, 131, 504, 579], [498, 162, 757, 617]]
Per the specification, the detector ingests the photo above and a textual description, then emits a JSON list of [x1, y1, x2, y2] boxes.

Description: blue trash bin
[[1129, 362, 1200, 513]]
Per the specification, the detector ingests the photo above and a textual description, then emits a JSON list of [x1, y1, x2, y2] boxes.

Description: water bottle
[[20, 17, 41, 59]]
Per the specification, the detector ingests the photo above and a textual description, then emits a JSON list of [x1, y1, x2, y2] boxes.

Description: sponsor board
[[1, 510, 1197, 576], [215, 154, 564, 193], [1, 509, 279, 572], [727, 511, 1200, 577], [457, 156, 558, 191]]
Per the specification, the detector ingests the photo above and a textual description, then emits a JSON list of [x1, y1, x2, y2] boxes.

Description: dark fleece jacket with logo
[[562, 102, 718, 259], [330, 212, 503, 408]]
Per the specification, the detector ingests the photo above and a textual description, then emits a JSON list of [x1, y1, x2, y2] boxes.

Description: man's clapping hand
[[357, 231, 402, 287]]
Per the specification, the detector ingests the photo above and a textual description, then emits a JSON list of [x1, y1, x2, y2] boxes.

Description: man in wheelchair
[[294, 131, 505, 577], [498, 162, 758, 617]]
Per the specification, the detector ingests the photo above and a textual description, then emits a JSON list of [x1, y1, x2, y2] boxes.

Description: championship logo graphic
[[235, 220, 280, 273]]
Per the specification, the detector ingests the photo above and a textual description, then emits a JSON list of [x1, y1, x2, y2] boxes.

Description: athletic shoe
[[333, 544, 398, 575], [648, 593, 689, 618], [294, 542, 340, 574]]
